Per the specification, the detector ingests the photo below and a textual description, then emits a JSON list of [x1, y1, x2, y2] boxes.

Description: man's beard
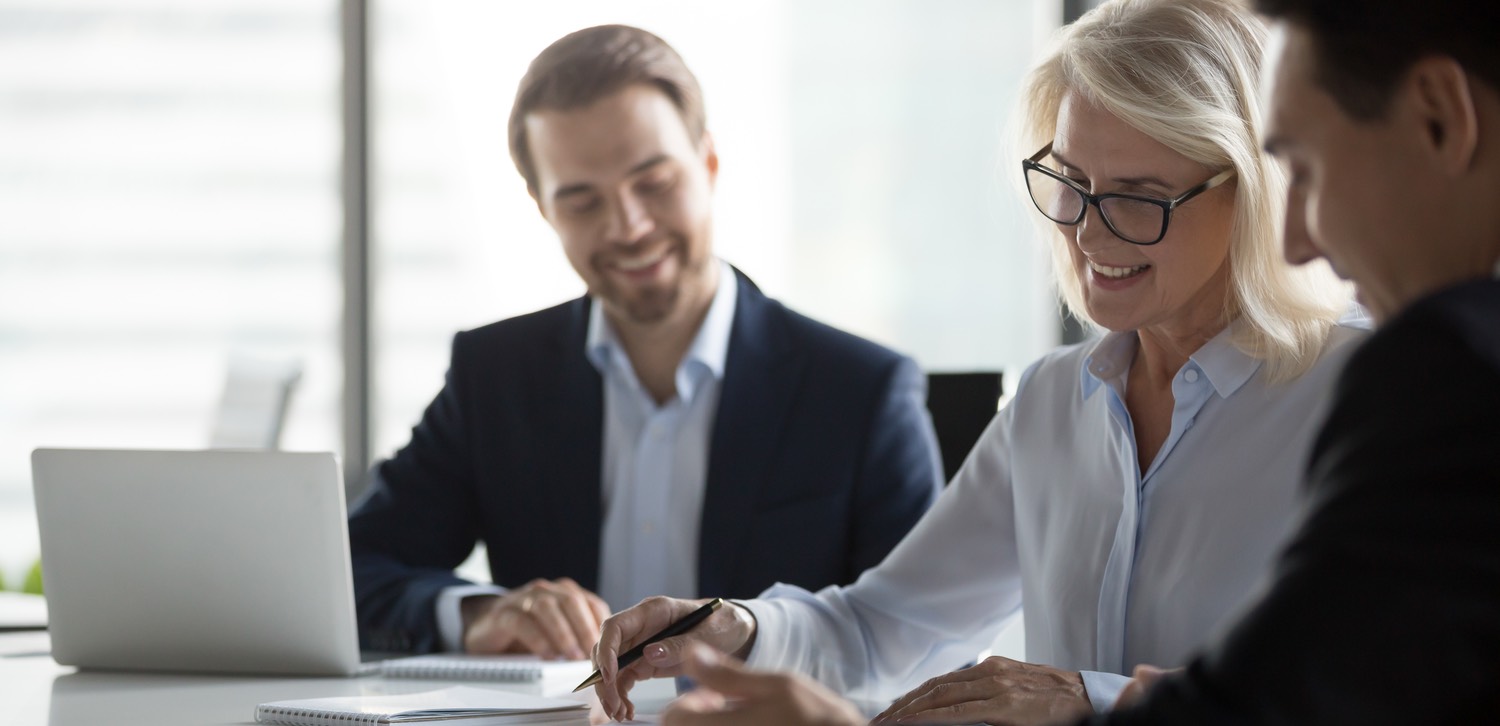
[[613, 282, 681, 324], [593, 240, 702, 325]]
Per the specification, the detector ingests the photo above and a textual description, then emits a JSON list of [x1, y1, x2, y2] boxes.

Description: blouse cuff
[[1081, 669, 1131, 712]]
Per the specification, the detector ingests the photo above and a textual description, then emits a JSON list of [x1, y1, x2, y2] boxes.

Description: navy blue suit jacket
[[349, 270, 943, 653]]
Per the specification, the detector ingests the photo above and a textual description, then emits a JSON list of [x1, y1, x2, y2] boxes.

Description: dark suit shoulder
[[449, 297, 586, 363], [1310, 280, 1500, 499], [725, 270, 918, 403], [1342, 278, 1500, 388], [458, 296, 583, 342], [761, 297, 912, 372]]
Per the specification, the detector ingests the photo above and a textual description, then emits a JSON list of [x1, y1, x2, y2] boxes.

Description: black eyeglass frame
[[1022, 142, 1236, 245]]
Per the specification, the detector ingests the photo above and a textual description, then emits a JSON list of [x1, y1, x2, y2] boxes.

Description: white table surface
[[0, 635, 675, 726]]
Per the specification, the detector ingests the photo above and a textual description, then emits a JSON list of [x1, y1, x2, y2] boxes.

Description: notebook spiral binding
[[256, 705, 384, 725], [380, 660, 544, 682]]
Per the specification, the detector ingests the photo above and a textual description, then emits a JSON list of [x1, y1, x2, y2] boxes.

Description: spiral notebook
[[255, 686, 589, 725], [378, 654, 595, 683]]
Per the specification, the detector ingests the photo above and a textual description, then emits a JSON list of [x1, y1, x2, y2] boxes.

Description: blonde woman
[[594, 1, 1363, 724]]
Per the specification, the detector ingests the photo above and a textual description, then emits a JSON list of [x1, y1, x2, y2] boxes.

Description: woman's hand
[[660, 643, 864, 726], [593, 596, 758, 722], [873, 656, 1092, 725]]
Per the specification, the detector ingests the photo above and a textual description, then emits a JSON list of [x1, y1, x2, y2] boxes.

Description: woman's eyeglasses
[[1022, 142, 1235, 245]]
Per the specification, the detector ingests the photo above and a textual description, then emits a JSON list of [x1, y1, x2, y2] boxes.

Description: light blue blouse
[[743, 318, 1367, 709]]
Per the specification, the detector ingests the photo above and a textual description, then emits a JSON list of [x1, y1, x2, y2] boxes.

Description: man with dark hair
[[1077, 1, 1500, 722], [347, 25, 942, 658]]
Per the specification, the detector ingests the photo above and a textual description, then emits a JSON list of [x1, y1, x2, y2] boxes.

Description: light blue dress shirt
[[590, 262, 737, 612], [742, 318, 1368, 710], [433, 262, 737, 651]]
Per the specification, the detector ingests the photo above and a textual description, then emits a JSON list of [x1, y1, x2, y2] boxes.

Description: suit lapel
[[538, 297, 604, 591], [698, 271, 805, 596]]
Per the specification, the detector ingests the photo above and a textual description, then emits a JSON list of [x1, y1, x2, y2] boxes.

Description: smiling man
[[347, 25, 942, 659]]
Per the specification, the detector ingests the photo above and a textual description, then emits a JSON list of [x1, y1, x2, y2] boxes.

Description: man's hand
[[461, 577, 610, 660], [1112, 664, 1175, 709], [873, 655, 1092, 725], [659, 643, 864, 726], [593, 596, 758, 722]]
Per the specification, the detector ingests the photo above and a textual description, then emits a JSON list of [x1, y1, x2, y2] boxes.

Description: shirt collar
[[682, 259, 737, 381], [1079, 330, 1137, 399], [586, 259, 737, 402], [1189, 318, 1263, 398], [1079, 317, 1263, 400]]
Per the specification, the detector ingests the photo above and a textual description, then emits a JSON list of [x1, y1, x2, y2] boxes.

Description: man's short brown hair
[[508, 24, 706, 194]]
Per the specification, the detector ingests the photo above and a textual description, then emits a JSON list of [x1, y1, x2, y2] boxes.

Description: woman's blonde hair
[[1014, 0, 1349, 381]]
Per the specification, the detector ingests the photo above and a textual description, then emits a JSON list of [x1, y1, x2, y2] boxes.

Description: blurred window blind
[[0, 0, 341, 581]]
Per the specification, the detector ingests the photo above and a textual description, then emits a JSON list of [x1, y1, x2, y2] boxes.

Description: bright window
[[0, 0, 342, 583]]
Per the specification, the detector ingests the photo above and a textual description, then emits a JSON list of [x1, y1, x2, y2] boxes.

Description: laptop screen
[[31, 448, 361, 676]]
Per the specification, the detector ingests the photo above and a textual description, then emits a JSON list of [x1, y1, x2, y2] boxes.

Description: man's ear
[[530, 186, 552, 225], [699, 131, 719, 188], [1405, 56, 1480, 176]]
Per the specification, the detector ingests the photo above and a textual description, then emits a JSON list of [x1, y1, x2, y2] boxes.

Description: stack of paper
[[378, 654, 594, 683], [255, 686, 589, 725]]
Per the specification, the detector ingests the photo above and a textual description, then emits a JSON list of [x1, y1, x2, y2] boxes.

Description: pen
[[573, 597, 725, 692]]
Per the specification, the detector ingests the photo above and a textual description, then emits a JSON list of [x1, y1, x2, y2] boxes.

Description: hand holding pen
[[590, 596, 759, 723]]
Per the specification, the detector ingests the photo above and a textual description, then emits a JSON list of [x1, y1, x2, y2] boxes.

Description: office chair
[[925, 371, 1004, 482], [208, 354, 303, 449]]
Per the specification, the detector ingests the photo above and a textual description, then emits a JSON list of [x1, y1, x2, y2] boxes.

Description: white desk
[[0, 638, 675, 726]]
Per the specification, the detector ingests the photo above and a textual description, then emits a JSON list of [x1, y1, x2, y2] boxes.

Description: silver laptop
[[31, 448, 363, 676]]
